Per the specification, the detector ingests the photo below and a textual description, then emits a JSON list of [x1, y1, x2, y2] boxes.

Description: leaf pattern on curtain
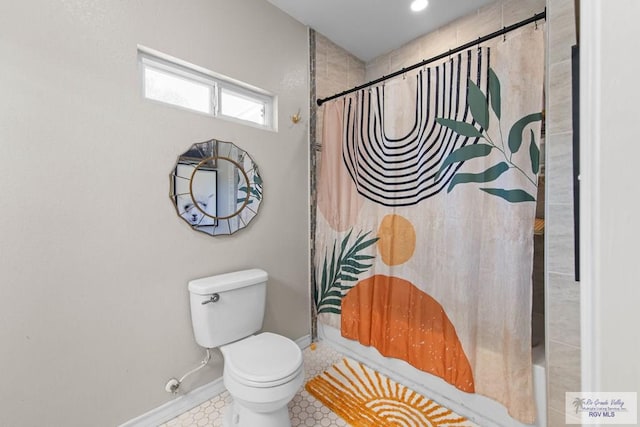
[[315, 229, 379, 314], [436, 68, 543, 203]]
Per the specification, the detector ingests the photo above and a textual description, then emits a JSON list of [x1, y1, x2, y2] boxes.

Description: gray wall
[[0, 1, 310, 425]]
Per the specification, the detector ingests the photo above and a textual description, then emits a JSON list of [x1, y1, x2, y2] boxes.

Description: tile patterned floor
[[161, 342, 349, 427]]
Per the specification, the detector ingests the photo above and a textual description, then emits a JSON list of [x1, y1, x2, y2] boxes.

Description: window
[[218, 85, 270, 126], [144, 66, 213, 114], [139, 48, 275, 130]]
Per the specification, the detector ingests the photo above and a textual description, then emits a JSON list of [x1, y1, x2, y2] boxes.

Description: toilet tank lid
[[188, 269, 268, 295]]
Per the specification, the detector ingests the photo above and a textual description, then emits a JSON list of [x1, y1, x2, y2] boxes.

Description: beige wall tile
[[549, 407, 583, 426], [503, 0, 546, 26], [420, 25, 459, 62], [545, 1, 582, 425], [548, 272, 580, 347], [391, 37, 422, 71], [315, 36, 329, 80], [316, 35, 365, 96], [548, 340, 581, 413], [366, 53, 392, 81], [347, 56, 366, 87], [326, 36, 348, 61], [456, 5, 501, 46], [548, 407, 565, 426], [315, 31, 365, 150], [548, 0, 577, 64], [548, 59, 574, 134], [327, 62, 348, 88], [315, 33, 330, 51], [546, 132, 575, 204], [546, 203, 576, 275]]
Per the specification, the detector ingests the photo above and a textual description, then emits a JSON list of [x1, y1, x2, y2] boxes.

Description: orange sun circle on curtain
[[377, 214, 416, 266]]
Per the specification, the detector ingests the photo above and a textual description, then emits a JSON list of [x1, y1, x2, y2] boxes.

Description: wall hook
[[290, 109, 302, 124]]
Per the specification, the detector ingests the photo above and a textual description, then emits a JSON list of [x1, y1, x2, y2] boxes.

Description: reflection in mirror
[[170, 139, 263, 236]]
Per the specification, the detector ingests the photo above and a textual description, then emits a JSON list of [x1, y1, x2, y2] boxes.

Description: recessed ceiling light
[[410, 0, 429, 12]]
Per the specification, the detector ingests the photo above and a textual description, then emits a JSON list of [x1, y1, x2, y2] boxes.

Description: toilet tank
[[188, 269, 268, 348]]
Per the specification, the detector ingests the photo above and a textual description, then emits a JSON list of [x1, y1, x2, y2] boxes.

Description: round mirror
[[170, 139, 263, 235]]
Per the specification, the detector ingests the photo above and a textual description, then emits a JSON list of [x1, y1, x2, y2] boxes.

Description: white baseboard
[[295, 333, 312, 349], [119, 334, 312, 427], [119, 377, 226, 427]]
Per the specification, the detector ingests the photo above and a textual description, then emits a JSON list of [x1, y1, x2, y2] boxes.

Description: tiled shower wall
[[312, 0, 580, 425], [313, 32, 366, 150], [546, 0, 581, 425], [310, 31, 366, 338], [364, 0, 546, 80]]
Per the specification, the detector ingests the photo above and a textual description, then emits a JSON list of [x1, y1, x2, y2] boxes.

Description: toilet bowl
[[188, 269, 304, 427], [221, 333, 304, 427]]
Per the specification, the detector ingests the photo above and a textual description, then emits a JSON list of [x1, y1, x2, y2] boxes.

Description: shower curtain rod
[[316, 9, 546, 106]]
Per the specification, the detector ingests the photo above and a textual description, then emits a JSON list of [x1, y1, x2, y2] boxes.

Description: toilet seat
[[222, 332, 303, 388]]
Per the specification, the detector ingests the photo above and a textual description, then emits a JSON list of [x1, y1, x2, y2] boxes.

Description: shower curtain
[[314, 26, 544, 423]]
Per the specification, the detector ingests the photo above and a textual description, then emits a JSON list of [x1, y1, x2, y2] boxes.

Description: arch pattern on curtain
[[343, 49, 488, 206]]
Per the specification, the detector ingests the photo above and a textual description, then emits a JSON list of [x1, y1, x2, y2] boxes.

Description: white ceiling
[[266, 0, 495, 62]]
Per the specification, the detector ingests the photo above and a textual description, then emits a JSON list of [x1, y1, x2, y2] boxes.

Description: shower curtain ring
[[503, 28, 507, 42]]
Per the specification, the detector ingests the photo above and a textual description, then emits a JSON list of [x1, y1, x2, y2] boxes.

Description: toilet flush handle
[[201, 293, 220, 305]]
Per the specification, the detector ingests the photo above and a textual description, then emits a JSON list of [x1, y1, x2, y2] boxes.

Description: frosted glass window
[[139, 48, 275, 130], [144, 67, 212, 114], [220, 88, 266, 126]]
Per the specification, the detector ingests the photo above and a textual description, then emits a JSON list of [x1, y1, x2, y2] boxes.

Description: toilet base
[[223, 401, 291, 427]]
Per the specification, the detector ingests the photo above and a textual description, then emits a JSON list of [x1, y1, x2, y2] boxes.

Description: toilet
[[188, 269, 304, 427]]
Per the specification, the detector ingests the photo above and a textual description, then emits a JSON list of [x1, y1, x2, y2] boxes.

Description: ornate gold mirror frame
[[170, 139, 263, 236]]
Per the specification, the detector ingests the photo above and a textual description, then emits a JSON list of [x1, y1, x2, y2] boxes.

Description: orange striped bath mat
[[305, 357, 475, 427]]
